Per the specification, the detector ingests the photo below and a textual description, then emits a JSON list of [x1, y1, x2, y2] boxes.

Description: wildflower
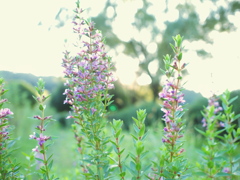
[[0, 108, 13, 118], [222, 167, 230, 173], [29, 132, 36, 139], [30, 132, 50, 147], [62, 7, 115, 113], [62, 4, 116, 178], [32, 146, 39, 152], [219, 121, 225, 127], [155, 35, 189, 179], [201, 94, 222, 127]]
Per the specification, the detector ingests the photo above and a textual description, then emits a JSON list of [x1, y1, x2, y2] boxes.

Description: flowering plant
[[0, 1, 240, 179], [219, 90, 240, 179], [0, 78, 20, 180], [62, 1, 115, 179], [30, 78, 57, 180], [148, 34, 189, 179]]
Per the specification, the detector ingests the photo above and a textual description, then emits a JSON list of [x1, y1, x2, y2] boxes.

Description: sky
[[0, 0, 240, 97]]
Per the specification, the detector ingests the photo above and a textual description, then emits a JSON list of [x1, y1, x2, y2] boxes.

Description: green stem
[[39, 100, 50, 180]]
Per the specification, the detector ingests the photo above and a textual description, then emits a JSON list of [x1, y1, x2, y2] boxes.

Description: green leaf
[[35, 157, 44, 163], [0, 123, 8, 128], [207, 161, 214, 169], [215, 172, 231, 177], [39, 104, 45, 111], [47, 154, 53, 162], [136, 163, 141, 171], [138, 125, 145, 138], [233, 114, 240, 122], [132, 117, 139, 127], [129, 161, 137, 176], [43, 95, 51, 101], [119, 148, 125, 155], [233, 171, 240, 175], [178, 52, 182, 60], [135, 141, 144, 155], [131, 134, 138, 141], [193, 171, 208, 176], [115, 129, 122, 138], [170, 43, 177, 53], [48, 159, 53, 170], [133, 124, 140, 134], [110, 140, 117, 147], [229, 96, 238, 104], [119, 171, 126, 177], [195, 127, 207, 137], [112, 119, 123, 130]]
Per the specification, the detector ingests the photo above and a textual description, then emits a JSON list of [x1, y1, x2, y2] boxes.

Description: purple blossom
[[29, 132, 36, 139], [222, 167, 230, 173], [32, 146, 39, 152], [30, 132, 50, 147], [37, 134, 50, 146], [0, 99, 7, 104], [159, 54, 186, 148], [202, 94, 222, 127], [219, 121, 225, 127], [0, 108, 13, 118], [62, 8, 115, 114], [202, 118, 207, 127]]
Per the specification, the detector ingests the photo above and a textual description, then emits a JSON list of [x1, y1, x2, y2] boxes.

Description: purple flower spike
[[62, 8, 116, 114], [202, 94, 222, 128], [0, 108, 13, 118]]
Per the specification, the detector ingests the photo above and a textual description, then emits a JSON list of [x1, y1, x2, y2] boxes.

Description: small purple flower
[[202, 94, 222, 127], [219, 122, 225, 127], [222, 167, 230, 173], [29, 132, 37, 139], [36, 134, 50, 146], [30, 132, 50, 146], [62, 9, 116, 114], [32, 146, 39, 152], [202, 118, 207, 127], [0, 99, 7, 104], [90, 108, 97, 114], [0, 108, 13, 118]]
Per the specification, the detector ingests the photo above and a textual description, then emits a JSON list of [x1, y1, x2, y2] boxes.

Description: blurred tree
[[50, 80, 71, 112], [3, 80, 37, 108], [54, 0, 240, 102], [229, 90, 240, 115], [0, 71, 59, 92]]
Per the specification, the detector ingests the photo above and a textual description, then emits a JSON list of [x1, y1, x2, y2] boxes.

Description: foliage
[[3, 80, 37, 108], [108, 101, 163, 130], [50, 80, 71, 113], [194, 90, 240, 179], [0, 71, 59, 92], [29, 78, 58, 180], [1, 1, 240, 180], [0, 78, 21, 180]]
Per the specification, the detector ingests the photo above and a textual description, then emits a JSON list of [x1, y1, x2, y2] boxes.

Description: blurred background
[[0, 0, 240, 178]]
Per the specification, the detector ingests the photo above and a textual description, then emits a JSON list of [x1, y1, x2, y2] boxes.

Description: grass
[[7, 99, 238, 179]]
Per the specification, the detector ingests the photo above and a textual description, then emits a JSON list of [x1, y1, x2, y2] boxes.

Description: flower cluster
[[0, 108, 13, 145], [201, 94, 223, 128], [0, 80, 14, 152], [30, 132, 51, 149], [29, 79, 56, 179], [159, 81, 185, 143], [0, 78, 21, 179], [155, 35, 188, 179], [0, 108, 13, 119], [62, 6, 115, 114], [158, 37, 186, 147], [62, 3, 116, 178]]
